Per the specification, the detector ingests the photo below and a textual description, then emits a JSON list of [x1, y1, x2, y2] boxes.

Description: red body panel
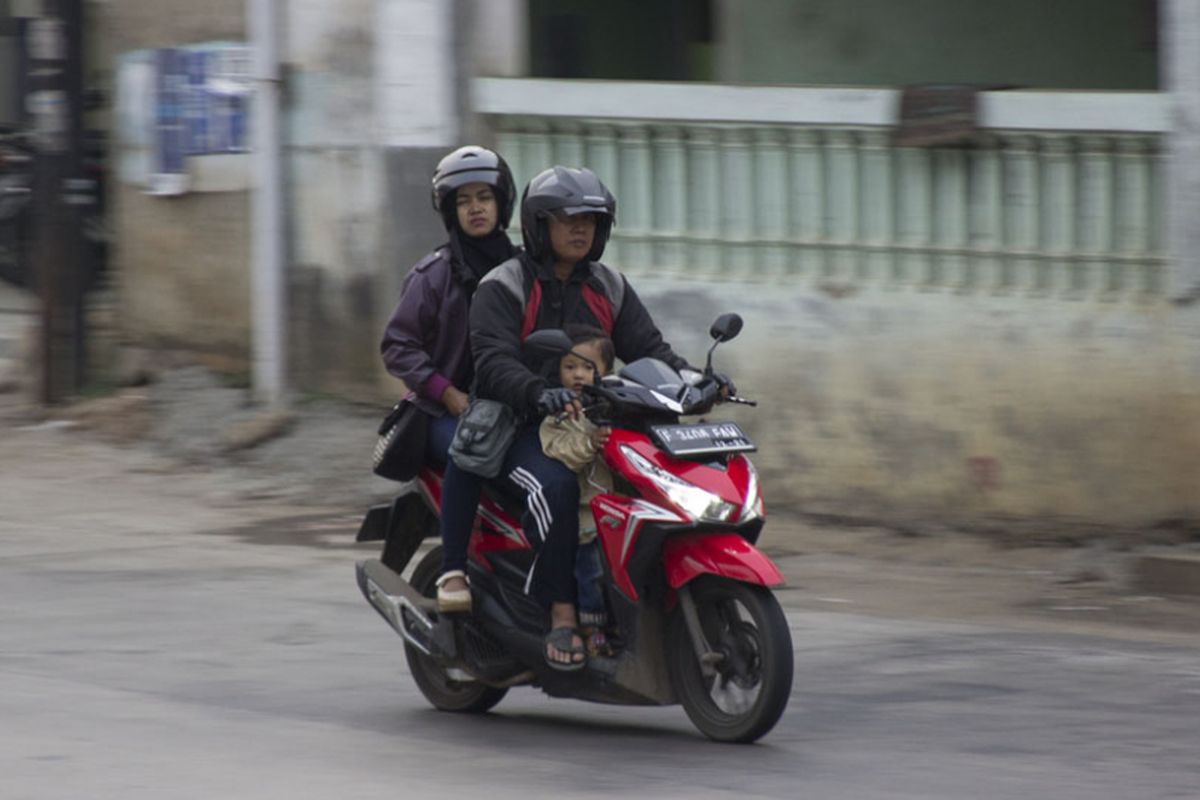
[[591, 494, 684, 601], [419, 467, 530, 570], [662, 533, 785, 588], [417, 426, 780, 600], [601, 430, 758, 518]]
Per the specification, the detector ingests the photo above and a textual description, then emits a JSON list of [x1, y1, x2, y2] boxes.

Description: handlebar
[[724, 395, 757, 407], [551, 376, 756, 423], [552, 403, 603, 424]]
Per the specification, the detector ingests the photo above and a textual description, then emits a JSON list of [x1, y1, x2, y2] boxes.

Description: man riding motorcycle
[[466, 165, 725, 669]]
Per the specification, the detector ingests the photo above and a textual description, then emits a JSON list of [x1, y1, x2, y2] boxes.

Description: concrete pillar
[[969, 135, 1004, 292], [753, 127, 788, 279], [652, 125, 687, 271], [1115, 136, 1153, 294], [933, 147, 969, 291], [718, 127, 753, 276], [1039, 135, 1074, 296], [860, 130, 894, 286], [825, 130, 858, 282], [470, 0, 527, 78], [1002, 135, 1038, 294], [375, 0, 459, 327], [896, 145, 932, 287], [1077, 135, 1114, 296], [376, 0, 456, 149], [787, 129, 824, 279], [686, 127, 720, 273], [617, 124, 653, 272], [1162, 0, 1200, 300]]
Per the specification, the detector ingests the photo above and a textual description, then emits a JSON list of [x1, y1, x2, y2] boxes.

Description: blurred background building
[[2, 0, 1198, 527]]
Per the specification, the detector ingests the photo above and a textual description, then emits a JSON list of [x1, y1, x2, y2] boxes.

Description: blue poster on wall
[[184, 48, 210, 157], [144, 42, 250, 195], [152, 47, 187, 194]]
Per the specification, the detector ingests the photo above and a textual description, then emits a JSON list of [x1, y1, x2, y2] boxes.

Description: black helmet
[[431, 145, 516, 231], [520, 166, 617, 263]]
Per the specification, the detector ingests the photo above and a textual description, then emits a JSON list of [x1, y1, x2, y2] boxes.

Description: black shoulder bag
[[372, 398, 431, 482]]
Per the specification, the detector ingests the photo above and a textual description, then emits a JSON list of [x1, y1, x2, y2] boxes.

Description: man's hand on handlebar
[[538, 387, 583, 421], [713, 371, 737, 400]]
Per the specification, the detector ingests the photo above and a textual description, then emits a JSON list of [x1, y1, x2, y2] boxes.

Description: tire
[[403, 546, 507, 713], [667, 576, 793, 743]]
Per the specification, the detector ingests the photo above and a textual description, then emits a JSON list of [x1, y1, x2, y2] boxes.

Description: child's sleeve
[[539, 417, 597, 472]]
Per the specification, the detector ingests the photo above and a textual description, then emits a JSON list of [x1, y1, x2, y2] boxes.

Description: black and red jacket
[[469, 253, 689, 416]]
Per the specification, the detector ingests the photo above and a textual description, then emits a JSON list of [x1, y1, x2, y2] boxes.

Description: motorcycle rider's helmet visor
[[547, 209, 603, 224], [439, 168, 503, 192]]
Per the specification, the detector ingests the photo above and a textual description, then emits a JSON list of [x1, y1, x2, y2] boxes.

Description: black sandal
[[543, 626, 586, 672]]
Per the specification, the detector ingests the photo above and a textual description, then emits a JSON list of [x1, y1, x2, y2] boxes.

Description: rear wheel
[[667, 576, 793, 743], [404, 546, 507, 713]]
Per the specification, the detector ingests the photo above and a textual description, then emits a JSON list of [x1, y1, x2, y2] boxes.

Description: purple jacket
[[380, 247, 471, 416]]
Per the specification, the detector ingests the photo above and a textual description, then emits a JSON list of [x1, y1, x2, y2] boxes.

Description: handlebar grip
[[553, 401, 606, 423]]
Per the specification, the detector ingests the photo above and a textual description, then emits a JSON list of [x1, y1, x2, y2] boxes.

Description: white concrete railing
[[475, 78, 1168, 298]]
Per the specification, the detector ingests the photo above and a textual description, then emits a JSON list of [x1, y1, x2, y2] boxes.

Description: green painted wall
[[718, 0, 1158, 89], [528, 0, 714, 80]]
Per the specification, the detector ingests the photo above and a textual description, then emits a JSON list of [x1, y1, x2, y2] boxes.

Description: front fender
[[662, 532, 785, 589]]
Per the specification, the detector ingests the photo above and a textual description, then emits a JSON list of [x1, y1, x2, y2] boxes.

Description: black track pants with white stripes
[[502, 424, 582, 608]]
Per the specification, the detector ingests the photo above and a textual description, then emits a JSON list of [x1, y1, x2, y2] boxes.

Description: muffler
[[355, 559, 451, 658]]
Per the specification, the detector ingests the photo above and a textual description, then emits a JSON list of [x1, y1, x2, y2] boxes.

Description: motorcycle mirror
[[709, 313, 743, 343], [521, 329, 573, 360], [704, 313, 743, 375]]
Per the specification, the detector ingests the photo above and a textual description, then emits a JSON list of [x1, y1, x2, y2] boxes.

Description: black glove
[[713, 371, 737, 397], [537, 387, 577, 415]]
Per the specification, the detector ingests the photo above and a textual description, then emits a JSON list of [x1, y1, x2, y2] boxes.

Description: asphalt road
[[3, 431, 1200, 799]]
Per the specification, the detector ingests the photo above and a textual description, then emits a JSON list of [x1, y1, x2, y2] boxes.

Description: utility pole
[[248, 0, 286, 407], [26, 0, 86, 403]]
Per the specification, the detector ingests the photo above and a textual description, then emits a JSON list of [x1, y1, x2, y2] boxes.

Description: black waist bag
[[448, 398, 516, 478], [372, 399, 430, 482]]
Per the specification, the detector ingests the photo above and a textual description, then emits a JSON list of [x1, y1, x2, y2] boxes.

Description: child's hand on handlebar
[[590, 425, 611, 449]]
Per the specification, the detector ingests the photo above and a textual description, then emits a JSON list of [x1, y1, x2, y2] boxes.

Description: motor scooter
[[356, 313, 793, 743]]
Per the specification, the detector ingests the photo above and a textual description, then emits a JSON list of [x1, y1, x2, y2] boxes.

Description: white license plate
[[650, 422, 756, 457]]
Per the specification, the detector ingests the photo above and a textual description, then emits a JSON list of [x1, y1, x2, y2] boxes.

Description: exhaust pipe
[[355, 559, 440, 657]]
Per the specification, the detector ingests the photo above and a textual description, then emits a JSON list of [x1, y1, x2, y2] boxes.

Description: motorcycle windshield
[[618, 358, 684, 394]]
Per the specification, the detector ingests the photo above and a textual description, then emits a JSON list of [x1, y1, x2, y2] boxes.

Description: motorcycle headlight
[[739, 460, 764, 523], [620, 445, 736, 523]]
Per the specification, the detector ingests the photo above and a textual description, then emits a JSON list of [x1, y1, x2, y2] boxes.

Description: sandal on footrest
[[434, 570, 472, 613], [543, 626, 586, 672]]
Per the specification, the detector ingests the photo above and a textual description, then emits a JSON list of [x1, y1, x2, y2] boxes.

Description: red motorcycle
[[356, 313, 793, 743]]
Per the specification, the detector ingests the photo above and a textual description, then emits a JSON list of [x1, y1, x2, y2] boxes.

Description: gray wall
[[99, 0, 252, 362], [634, 277, 1200, 529], [102, 0, 463, 398]]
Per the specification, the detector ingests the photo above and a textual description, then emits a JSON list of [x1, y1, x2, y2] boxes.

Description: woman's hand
[[441, 385, 470, 417]]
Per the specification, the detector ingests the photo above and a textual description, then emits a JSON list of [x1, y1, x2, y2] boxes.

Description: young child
[[538, 324, 615, 655]]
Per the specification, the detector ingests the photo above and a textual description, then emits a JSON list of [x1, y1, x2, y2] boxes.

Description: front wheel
[[404, 546, 507, 713], [667, 576, 793, 743]]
